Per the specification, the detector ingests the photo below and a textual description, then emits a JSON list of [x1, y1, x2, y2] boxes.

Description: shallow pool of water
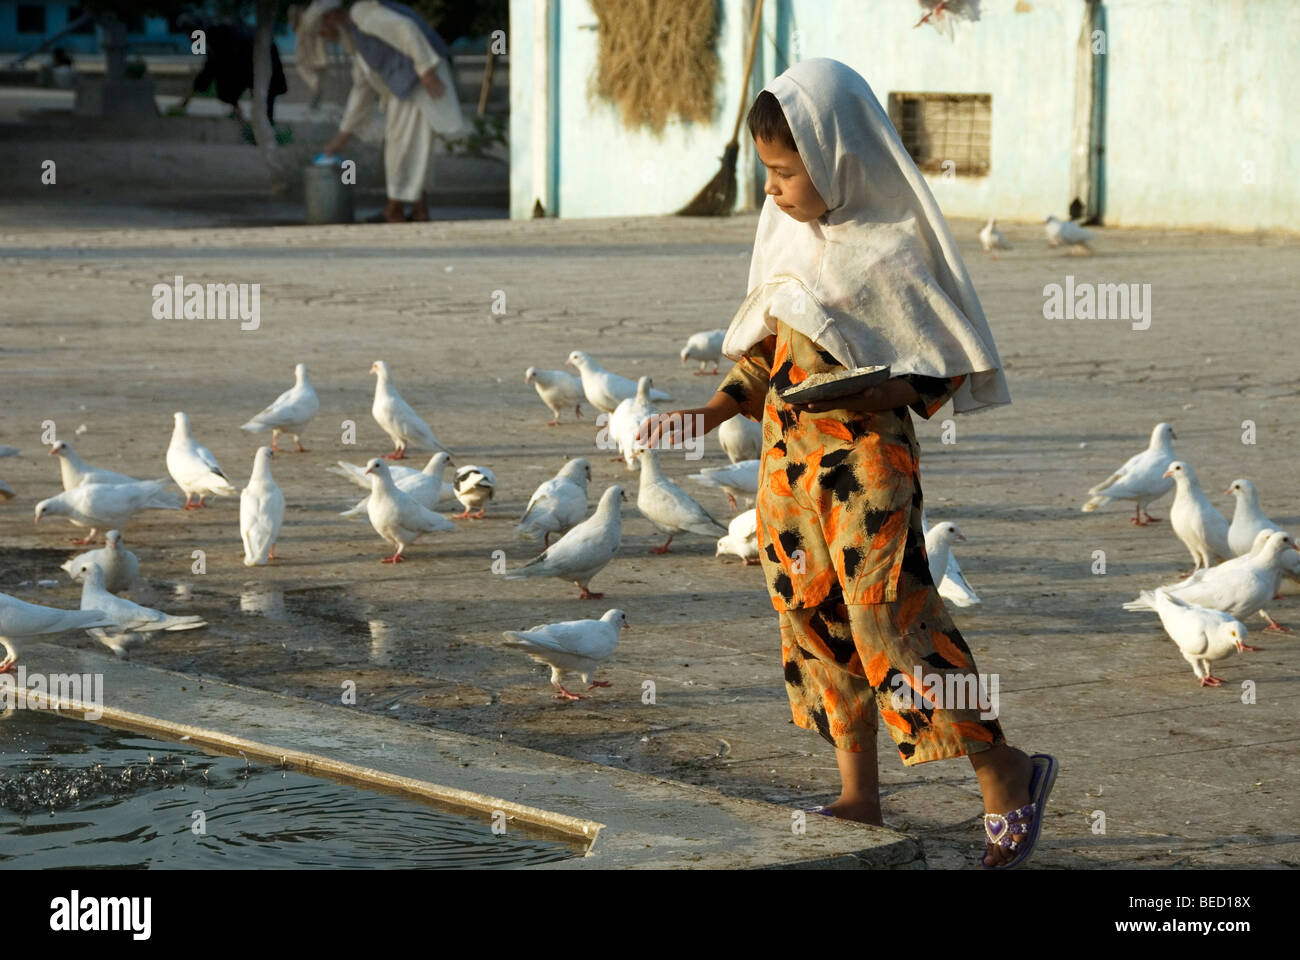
[[0, 710, 577, 869]]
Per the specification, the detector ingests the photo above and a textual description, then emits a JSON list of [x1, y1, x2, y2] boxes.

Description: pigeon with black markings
[[453, 464, 497, 519]]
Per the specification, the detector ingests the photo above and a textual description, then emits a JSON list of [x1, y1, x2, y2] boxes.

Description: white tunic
[[339, 1, 467, 202]]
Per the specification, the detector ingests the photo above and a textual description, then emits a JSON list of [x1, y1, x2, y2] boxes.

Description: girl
[[642, 59, 1056, 869]]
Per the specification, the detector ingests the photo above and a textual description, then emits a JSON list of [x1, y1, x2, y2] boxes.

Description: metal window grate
[[887, 92, 991, 177]]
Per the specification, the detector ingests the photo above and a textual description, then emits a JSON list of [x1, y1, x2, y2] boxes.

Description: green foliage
[[441, 110, 507, 158]]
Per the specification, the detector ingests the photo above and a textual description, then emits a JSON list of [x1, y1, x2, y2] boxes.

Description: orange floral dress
[[719, 320, 1005, 765]]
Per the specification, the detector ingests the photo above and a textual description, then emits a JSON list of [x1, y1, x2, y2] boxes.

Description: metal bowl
[[779, 365, 891, 404]]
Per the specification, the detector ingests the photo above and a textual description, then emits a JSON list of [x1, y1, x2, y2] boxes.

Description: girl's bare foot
[[822, 796, 883, 826]]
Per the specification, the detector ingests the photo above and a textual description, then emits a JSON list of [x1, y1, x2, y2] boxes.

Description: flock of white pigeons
[[4, 340, 985, 701], [8, 320, 1275, 701], [1083, 422, 1300, 686]]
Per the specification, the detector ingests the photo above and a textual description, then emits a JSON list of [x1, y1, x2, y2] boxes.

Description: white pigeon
[[718, 414, 762, 464], [566, 351, 671, 414], [1166, 461, 1232, 572], [363, 457, 456, 562], [1123, 530, 1297, 631], [0, 591, 115, 672], [979, 218, 1011, 258], [635, 448, 728, 554], [240, 362, 320, 453], [525, 366, 585, 425], [515, 458, 591, 545], [35, 480, 181, 544], [1226, 478, 1279, 557], [1082, 422, 1177, 524], [680, 329, 726, 375], [370, 360, 451, 461], [505, 485, 625, 598], [502, 608, 628, 700], [341, 452, 453, 520], [452, 464, 497, 519], [73, 560, 206, 657], [331, 456, 456, 502], [1144, 589, 1253, 687], [48, 441, 141, 490], [61, 529, 139, 593], [924, 520, 980, 607], [240, 447, 285, 566], [688, 459, 760, 510], [609, 376, 661, 470], [1044, 214, 1095, 253], [166, 411, 239, 508], [716, 509, 759, 565]]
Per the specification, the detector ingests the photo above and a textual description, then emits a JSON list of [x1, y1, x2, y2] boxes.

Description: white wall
[[510, 0, 1298, 232]]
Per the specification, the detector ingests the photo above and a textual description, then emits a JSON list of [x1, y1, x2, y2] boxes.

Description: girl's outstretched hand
[[638, 410, 694, 450]]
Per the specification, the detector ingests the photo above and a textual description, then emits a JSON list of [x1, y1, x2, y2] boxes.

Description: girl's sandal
[[981, 753, 1058, 870]]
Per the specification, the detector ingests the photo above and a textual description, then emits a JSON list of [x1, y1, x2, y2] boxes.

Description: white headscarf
[[293, 0, 343, 93], [721, 58, 1010, 415]]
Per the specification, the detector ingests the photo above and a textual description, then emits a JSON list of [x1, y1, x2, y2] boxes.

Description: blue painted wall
[[509, 0, 1298, 232], [0, 2, 297, 56]]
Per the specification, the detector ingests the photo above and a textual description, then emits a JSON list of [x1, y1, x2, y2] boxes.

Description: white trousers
[[383, 61, 467, 202]]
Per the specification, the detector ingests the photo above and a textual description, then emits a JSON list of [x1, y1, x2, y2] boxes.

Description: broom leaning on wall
[[678, 0, 765, 217]]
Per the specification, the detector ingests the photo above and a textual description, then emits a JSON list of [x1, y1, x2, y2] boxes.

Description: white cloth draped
[[721, 58, 1010, 415]]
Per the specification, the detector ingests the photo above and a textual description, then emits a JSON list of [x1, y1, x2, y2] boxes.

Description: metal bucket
[[303, 164, 354, 225]]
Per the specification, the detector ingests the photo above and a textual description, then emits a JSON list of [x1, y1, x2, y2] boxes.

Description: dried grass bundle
[[588, 0, 720, 134]]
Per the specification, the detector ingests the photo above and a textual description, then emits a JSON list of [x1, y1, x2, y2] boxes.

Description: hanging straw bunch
[[588, 0, 720, 134]]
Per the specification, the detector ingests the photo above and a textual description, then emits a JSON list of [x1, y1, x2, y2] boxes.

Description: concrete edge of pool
[[9, 641, 924, 869]]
